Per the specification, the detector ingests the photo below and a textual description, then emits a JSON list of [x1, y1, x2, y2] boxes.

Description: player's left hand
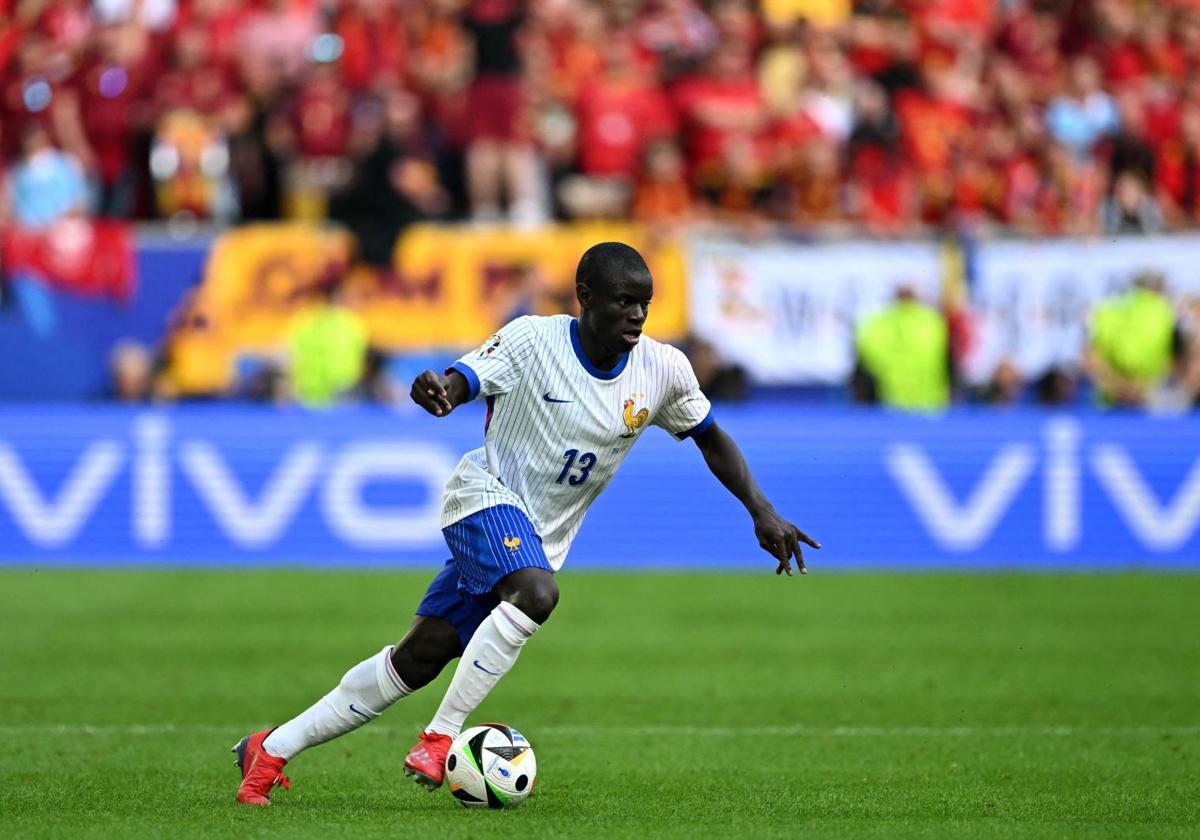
[[752, 509, 820, 576]]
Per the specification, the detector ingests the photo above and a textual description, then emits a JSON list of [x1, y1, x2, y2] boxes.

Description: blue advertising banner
[[0, 405, 1196, 568]]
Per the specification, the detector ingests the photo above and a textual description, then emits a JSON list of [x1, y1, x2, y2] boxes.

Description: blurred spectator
[[776, 136, 840, 226], [1046, 57, 1118, 159], [1177, 295, 1200, 409], [3, 123, 88, 228], [148, 20, 237, 222], [155, 289, 231, 400], [1, 34, 63, 164], [153, 22, 237, 119], [150, 105, 236, 221], [855, 285, 951, 412], [1101, 170, 1163, 235], [334, 0, 409, 94], [238, 356, 289, 403], [330, 86, 448, 266], [977, 359, 1023, 406], [351, 346, 401, 404], [1108, 91, 1155, 185], [632, 139, 693, 222], [844, 80, 914, 232], [636, 0, 718, 79], [94, 0, 178, 32], [573, 30, 673, 183], [108, 339, 153, 402], [462, 0, 544, 225], [184, 0, 251, 69], [1035, 367, 1079, 407], [54, 22, 151, 217], [684, 334, 747, 401], [288, 281, 369, 407], [219, 92, 285, 221], [1037, 142, 1102, 236], [1085, 272, 1180, 408], [1158, 103, 1200, 228], [407, 0, 474, 144], [554, 20, 675, 219], [673, 41, 769, 205], [237, 0, 320, 87]]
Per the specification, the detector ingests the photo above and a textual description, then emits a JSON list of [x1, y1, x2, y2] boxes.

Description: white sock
[[263, 646, 412, 760], [426, 603, 539, 738]]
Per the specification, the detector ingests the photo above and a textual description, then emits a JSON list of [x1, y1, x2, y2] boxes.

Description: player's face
[[589, 274, 653, 352]]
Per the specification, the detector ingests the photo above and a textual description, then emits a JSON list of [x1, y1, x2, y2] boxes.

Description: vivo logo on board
[[887, 418, 1200, 553], [0, 416, 456, 550]]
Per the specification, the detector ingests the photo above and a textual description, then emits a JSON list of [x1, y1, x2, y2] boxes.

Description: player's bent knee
[[496, 568, 559, 625]]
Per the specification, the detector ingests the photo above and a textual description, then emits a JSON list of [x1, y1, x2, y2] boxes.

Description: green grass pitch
[[1, 570, 1197, 839]]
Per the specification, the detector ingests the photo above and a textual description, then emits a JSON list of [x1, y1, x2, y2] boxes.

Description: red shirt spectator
[[407, 2, 473, 149], [575, 35, 674, 179], [908, 0, 994, 38], [847, 145, 917, 233], [1157, 104, 1200, 224], [291, 64, 354, 159], [895, 84, 972, 175], [671, 42, 769, 182], [528, 0, 607, 103], [57, 24, 151, 187], [335, 0, 409, 93], [1, 34, 61, 163], [153, 24, 237, 117], [38, 0, 92, 56], [996, 8, 1062, 94], [177, 0, 249, 68]]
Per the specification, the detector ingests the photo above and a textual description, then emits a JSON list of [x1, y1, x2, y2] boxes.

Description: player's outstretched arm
[[410, 369, 471, 417], [693, 422, 820, 576]]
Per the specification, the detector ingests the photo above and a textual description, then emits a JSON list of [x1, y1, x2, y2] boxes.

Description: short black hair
[[576, 242, 650, 293]]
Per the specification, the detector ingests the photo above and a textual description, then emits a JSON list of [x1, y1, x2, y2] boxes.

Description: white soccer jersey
[[440, 314, 713, 570]]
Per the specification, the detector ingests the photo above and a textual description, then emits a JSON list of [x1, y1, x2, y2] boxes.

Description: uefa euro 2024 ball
[[445, 723, 537, 809]]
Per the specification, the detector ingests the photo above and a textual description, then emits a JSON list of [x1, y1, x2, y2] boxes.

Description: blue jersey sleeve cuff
[[675, 410, 715, 441], [447, 362, 481, 402]]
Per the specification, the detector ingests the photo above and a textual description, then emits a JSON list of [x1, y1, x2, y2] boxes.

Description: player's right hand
[[411, 370, 454, 417]]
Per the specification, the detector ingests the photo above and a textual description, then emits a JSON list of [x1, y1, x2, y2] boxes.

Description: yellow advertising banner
[[198, 223, 357, 351], [197, 221, 687, 356], [365, 222, 688, 347]]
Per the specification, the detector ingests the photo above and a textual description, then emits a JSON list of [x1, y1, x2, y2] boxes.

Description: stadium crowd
[[2, 0, 1200, 235], [3, 0, 1200, 412]]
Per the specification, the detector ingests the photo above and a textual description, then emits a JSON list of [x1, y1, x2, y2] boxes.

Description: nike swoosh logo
[[543, 392, 572, 404], [473, 660, 501, 676], [348, 703, 371, 720]]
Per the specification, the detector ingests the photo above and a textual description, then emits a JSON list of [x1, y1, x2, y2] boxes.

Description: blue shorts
[[415, 505, 552, 647]]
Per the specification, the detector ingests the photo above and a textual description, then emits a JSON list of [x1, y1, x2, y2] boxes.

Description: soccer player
[[233, 242, 819, 805]]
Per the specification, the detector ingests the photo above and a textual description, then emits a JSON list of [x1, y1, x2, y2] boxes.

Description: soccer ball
[[445, 723, 537, 809]]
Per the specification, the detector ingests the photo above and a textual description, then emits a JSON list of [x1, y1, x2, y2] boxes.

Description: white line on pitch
[[1, 723, 1197, 737]]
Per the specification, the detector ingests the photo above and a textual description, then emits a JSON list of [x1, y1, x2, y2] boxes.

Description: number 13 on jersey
[[555, 449, 596, 486]]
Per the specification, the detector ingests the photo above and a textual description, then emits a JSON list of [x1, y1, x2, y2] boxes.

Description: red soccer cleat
[[403, 731, 453, 790], [232, 730, 291, 806]]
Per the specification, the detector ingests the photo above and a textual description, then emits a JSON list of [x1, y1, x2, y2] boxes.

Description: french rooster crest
[[620, 399, 649, 438]]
